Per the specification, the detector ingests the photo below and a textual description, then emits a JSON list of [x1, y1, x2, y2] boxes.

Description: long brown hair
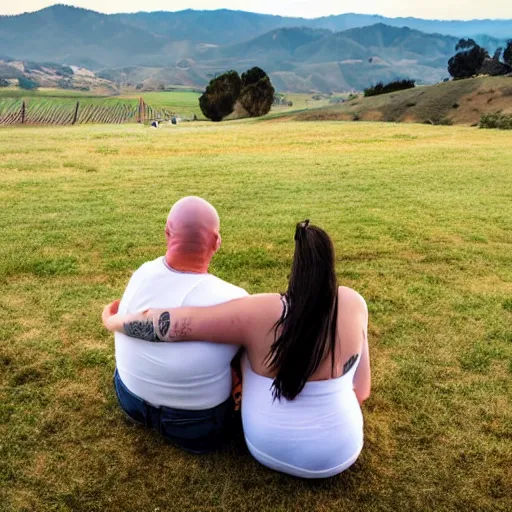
[[265, 220, 338, 400]]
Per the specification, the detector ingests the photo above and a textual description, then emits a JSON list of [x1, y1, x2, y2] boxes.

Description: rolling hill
[[0, 5, 510, 92], [0, 59, 117, 93], [278, 76, 512, 126]]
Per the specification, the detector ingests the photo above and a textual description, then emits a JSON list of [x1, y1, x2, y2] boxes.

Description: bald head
[[165, 197, 221, 271]]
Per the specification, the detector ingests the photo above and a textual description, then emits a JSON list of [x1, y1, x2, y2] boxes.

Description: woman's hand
[[102, 299, 121, 331]]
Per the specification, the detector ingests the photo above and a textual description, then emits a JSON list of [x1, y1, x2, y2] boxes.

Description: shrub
[[437, 117, 453, 126], [364, 79, 415, 97], [199, 70, 241, 122], [57, 79, 73, 89], [0, 78, 8, 87], [60, 66, 74, 77], [479, 112, 512, 130]]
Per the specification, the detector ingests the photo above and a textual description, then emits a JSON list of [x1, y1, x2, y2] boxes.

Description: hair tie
[[295, 219, 310, 241]]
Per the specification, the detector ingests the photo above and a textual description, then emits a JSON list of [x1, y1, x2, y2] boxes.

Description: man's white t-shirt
[[115, 257, 248, 410]]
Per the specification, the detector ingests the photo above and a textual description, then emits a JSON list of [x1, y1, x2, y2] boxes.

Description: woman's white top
[[241, 354, 363, 478]]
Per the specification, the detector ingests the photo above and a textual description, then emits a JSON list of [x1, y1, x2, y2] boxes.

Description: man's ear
[[214, 233, 222, 252]]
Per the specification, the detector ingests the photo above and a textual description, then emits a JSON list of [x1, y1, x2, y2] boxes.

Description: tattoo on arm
[[343, 354, 358, 375], [169, 318, 192, 339], [124, 312, 192, 342], [158, 312, 171, 338], [123, 319, 159, 342]]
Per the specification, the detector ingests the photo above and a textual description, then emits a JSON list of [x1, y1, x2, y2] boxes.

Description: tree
[[504, 40, 512, 67], [238, 67, 275, 117], [18, 76, 39, 90], [199, 70, 241, 122], [241, 66, 267, 87], [448, 39, 489, 79], [492, 47, 503, 62]]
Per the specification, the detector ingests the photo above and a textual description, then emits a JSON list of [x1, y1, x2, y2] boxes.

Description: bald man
[[113, 197, 247, 453]]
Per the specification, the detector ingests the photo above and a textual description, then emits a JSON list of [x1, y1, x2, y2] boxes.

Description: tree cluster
[[364, 79, 416, 97], [199, 67, 275, 122], [504, 40, 512, 67], [448, 39, 512, 79]]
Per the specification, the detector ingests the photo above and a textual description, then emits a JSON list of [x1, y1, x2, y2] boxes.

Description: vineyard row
[[0, 98, 175, 126]]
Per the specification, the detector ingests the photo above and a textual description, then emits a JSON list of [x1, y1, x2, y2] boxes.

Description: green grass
[[1, 120, 511, 512], [120, 90, 203, 119]]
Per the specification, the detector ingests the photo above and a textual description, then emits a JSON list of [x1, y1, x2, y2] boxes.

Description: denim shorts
[[114, 369, 233, 454]]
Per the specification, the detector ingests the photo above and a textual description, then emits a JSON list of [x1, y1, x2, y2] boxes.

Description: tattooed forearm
[[123, 318, 159, 342], [343, 354, 358, 375]]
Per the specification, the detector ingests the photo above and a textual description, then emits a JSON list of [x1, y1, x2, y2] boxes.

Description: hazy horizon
[[2, 1, 512, 21]]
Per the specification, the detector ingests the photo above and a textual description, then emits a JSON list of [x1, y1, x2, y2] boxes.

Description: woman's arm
[[353, 331, 371, 404], [338, 287, 371, 405], [102, 294, 276, 347]]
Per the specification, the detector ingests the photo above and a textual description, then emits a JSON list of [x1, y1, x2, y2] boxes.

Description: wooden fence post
[[138, 97, 145, 123], [72, 101, 80, 125], [21, 101, 26, 125]]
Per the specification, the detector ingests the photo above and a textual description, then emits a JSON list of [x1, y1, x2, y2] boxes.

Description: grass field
[[1, 120, 511, 512], [0, 87, 337, 123], [120, 90, 204, 119]]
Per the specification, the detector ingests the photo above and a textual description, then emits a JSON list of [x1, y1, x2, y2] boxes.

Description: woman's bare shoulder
[[237, 293, 284, 319], [338, 286, 368, 315]]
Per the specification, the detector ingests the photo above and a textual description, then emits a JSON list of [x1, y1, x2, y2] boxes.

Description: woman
[[103, 220, 370, 478]]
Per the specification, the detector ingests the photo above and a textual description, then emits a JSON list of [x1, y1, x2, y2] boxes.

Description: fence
[[0, 97, 174, 126]]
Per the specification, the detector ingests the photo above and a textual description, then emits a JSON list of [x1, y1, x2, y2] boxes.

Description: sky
[[2, 0, 512, 20]]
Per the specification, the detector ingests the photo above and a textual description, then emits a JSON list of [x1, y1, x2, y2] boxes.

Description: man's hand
[[102, 300, 121, 330]]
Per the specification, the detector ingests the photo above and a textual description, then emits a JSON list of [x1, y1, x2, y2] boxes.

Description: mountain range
[[0, 5, 510, 92]]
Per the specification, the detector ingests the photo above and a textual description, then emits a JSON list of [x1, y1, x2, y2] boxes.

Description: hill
[[0, 5, 164, 68], [0, 5, 509, 92], [112, 9, 512, 42], [0, 58, 117, 94], [207, 25, 462, 91], [278, 76, 512, 125]]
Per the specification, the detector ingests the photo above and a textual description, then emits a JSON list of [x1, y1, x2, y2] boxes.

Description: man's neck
[[164, 252, 209, 274]]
